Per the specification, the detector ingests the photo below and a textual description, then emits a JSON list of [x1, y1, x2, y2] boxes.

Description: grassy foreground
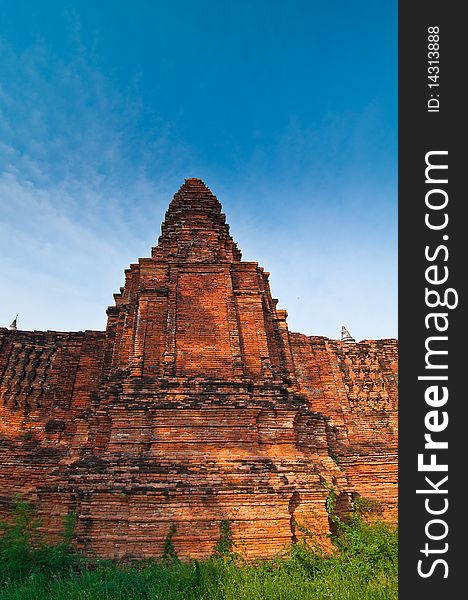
[[0, 500, 397, 600]]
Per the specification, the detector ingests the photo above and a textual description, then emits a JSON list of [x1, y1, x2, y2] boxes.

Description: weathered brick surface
[[289, 334, 398, 520], [0, 179, 398, 559]]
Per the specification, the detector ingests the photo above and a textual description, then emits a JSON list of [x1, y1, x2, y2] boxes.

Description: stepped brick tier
[[0, 179, 398, 560]]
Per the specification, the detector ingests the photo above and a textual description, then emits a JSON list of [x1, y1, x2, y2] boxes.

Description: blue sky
[[0, 1, 397, 340]]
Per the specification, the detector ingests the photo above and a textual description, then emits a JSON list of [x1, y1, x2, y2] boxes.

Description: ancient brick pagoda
[[0, 179, 398, 559]]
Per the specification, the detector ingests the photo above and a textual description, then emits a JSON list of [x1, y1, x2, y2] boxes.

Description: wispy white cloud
[[0, 39, 183, 331]]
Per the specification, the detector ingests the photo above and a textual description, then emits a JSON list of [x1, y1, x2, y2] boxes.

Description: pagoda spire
[[153, 178, 242, 262], [341, 324, 355, 343], [8, 315, 18, 331]]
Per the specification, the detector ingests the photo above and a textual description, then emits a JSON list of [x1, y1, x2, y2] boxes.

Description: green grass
[[0, 500, 397, 600]]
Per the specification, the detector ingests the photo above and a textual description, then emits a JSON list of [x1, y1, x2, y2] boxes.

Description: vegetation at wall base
[[0, 499, 397, 600]]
